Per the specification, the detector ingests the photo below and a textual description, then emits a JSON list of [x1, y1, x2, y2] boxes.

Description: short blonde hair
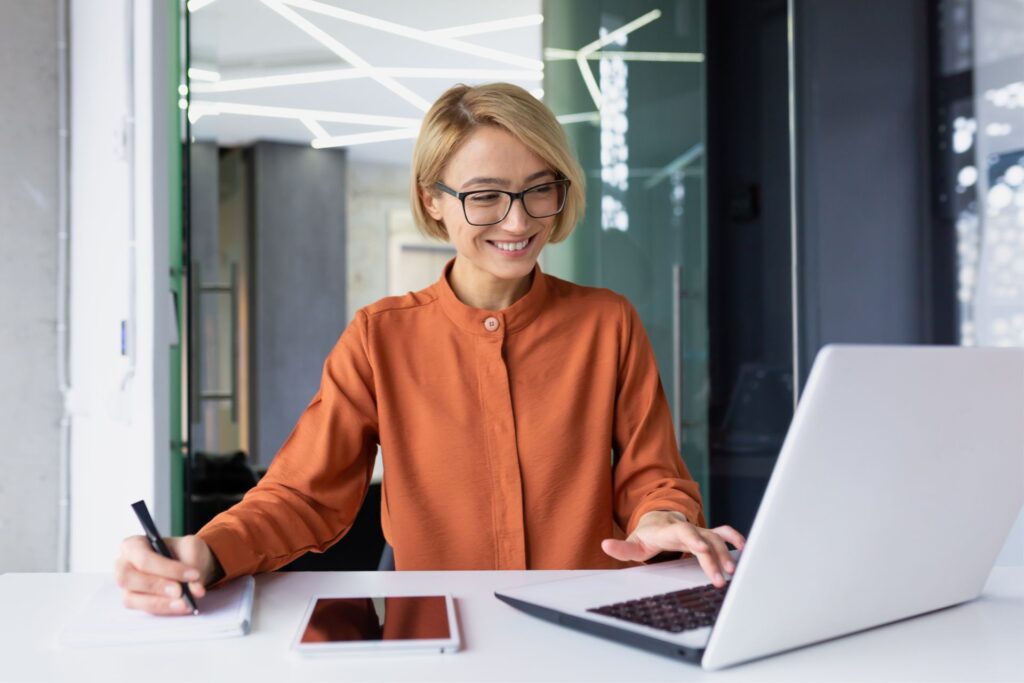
[[411, 83, 585, 243]]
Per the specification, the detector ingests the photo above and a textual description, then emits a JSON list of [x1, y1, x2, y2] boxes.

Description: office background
[[1, 0, 1022, 573]]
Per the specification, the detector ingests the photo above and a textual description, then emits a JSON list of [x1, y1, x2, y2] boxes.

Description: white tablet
[[292, 595, 460, 655]]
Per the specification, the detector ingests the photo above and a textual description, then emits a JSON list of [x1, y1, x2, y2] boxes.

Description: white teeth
[[493, 238, 530, 252]]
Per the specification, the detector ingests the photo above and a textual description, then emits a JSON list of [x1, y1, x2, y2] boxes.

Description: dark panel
[[706, 0, 793, 534], [251, 141, 348, 465], [793, 0, 934, 387]]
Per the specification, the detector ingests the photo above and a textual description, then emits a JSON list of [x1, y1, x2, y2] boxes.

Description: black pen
[[131, 500, 199, 615]]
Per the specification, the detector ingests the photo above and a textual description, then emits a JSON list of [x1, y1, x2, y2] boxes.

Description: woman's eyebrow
[[524, 169, 556, 183], [463, 176, 509, 187], [462, 170, 554, 188]]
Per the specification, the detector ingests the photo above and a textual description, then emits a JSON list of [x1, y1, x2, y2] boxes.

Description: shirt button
[[483, 316, 500, 332]]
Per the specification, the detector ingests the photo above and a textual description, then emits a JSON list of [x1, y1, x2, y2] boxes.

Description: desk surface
[[1, 568, 1022, 682]]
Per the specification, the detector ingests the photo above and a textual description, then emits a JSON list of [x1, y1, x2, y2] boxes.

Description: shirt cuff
[[195, 523, 263, 587], [626, 498, 702, 536]]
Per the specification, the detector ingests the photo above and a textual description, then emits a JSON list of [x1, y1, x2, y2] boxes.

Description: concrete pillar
[[0, 0, 61, 571]]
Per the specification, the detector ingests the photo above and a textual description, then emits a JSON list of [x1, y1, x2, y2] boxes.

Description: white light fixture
[[262, 0, 432, 111], [644, 143, 705, 189], [576, 9, 662, 111], [191, 67, 362, 93], [191, 67, 543, 94], [187, 67, 221, 82], [428, 14, 544, 39], [556, 111, 600, 125], [311, 128, 420, 149], [188, 101, 422, 128], [545, 47, 704, 63], [276, 0, 544, 71], [187, 0, 218, 12], [300, 117, 329, 139]]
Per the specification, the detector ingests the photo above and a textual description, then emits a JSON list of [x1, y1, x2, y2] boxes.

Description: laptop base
[[494, 593, 706, 665]]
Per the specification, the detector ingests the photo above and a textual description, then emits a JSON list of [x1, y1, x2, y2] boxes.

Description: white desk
[[1, 568, 1022, 682]]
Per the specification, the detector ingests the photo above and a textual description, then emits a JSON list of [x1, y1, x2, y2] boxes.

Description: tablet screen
[[299, 596, 452, 643]]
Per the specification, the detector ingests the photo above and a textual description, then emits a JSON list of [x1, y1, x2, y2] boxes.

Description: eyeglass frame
[[433, 177, 571, 226]]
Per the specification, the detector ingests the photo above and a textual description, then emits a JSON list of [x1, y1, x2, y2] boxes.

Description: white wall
[[67, 0, 171, 571], [346, 160, 415, 318], [0, 0, 61, 572]]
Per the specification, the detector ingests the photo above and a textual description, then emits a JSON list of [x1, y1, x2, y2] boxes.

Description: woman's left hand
[[601, 511, 746, 588]]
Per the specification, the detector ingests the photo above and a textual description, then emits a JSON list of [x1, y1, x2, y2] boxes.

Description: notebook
[[59, 576, 255, 647]]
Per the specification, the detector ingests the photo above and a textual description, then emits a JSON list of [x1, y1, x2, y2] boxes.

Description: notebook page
[[59, 576, 255, 647]]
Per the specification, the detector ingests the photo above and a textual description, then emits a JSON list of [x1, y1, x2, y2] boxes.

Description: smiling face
[[420, 125, 558, 290]]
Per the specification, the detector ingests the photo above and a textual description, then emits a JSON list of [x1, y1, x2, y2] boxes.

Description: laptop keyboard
[[587, 582, 730, 634]]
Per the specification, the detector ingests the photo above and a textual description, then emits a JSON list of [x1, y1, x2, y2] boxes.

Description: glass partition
[[933, 0, 1024, 563], [542, 0, 711, 503]]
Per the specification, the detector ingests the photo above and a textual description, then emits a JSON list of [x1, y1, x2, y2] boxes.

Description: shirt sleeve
[[611, 297, 707, 535], [196, 309, 379, 583]]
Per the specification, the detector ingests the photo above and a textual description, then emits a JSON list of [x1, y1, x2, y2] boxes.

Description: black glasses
[[434, 178, 570, 226]]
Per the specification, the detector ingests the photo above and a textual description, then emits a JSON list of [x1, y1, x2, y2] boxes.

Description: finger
[[115, 562, 189, 599], [121, 590, 193, 616], [711, 525, 747, 551], [692, 548, 727, 588], [121, 536, 200, 583], [601, 538, 658, 562], [671, 526, 726, 587], [166, 535, 204, 567], [703, 531, 735, 576]]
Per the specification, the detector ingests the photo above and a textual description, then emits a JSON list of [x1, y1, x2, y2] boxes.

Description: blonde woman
[[116, 83, 745, 614]]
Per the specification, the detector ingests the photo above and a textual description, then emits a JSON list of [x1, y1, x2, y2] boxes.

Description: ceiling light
[[192, 68, 362, 93], [188, 101, 422, 128], [644, 143, 704, 189], [545, 48, 704, 63], [575, 53, 602, 113], [556, 112, 600, 125], [300, 117, 329, 139], [311, 128, 420, 149], [191, 67, 543, 93], [428, 14, 544, 39], [382, 67, 542, 80], [277, 0, 544, 71], [187, 67, 221, 82], [262, 0, 432, 111], [576, 10, 662, 111], [578, 10, 662, 56], [592, 50, 703, 62]]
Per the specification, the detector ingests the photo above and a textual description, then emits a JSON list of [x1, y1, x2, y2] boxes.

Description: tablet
[[292, 595, 460, 655]]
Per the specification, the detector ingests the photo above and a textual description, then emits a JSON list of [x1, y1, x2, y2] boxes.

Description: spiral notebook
[[59, 576, 255, 647]]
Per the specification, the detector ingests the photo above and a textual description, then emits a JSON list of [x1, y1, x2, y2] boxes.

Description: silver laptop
[[496, 345, 1024, 670]]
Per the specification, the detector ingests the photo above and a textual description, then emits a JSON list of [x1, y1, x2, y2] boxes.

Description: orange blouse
[[197, 259, 705, 579]]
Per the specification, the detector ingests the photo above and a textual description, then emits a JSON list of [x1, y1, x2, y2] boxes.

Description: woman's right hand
[[114, 534, 218, 615]]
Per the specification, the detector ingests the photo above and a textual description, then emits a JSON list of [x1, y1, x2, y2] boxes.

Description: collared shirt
[[198, 260, 705, 578]]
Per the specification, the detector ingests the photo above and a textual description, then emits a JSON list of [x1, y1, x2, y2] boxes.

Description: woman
[[116, 83, 745, 615]]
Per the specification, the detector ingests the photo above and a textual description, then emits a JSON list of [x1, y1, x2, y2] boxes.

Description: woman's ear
[[418, 185, 444, 222]]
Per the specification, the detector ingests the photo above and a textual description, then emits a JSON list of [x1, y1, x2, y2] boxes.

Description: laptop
[[496, 345, 1024, 670]]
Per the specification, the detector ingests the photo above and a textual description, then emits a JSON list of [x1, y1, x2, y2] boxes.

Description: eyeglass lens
[[464, 182, 566, 225]]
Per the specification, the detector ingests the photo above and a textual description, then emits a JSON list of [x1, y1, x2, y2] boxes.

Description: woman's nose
[[500, 198, 531, 234]]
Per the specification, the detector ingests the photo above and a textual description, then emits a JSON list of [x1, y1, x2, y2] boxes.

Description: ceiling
[[187, 0, 543, 164]]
